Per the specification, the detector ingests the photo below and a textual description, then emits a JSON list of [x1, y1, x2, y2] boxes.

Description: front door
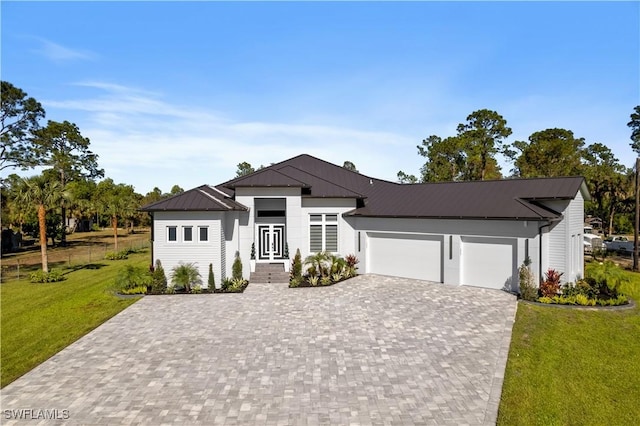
[[258, 224, 285, 261]]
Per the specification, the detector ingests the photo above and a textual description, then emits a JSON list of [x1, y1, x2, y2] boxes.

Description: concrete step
[[251, 263, 290, 283]]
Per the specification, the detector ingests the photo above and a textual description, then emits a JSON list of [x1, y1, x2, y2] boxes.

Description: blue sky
[[2, 1, 638, 194]]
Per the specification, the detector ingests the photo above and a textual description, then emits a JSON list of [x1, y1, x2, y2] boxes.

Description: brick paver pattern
[[1, 275, 516, 425]]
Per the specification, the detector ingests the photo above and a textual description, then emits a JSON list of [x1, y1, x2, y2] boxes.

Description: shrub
[[115, 265, 152, 294], [104, 250, 129, 260], [29, 269, 66, 283], [332, 272, 342, 283], [587, 261, 629, 297], [539, 268, 563, 298], [289, 276, 303, 288], [329, 254, 346, 276], [217, 277, 247, 293], [320, 276, 331, 286], [221, 277, 232, 291], [149, 259, 168, 294], [518, 258, 537, 301], [575, 294, 596, 306], [304, 251, 330, 277], [345, 254, 359, 269], [232, 251, 243, 281], [192, 285, 203, 294], [171, 262, 202, 293], [291, 249, 302, 280], [308, 276, 319, 286], [208, 263, 215, 291], [250, 243, 255, 260]]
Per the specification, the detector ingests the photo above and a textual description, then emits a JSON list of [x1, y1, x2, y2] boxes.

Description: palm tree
[[96, 179, 138, 251], [16, 175, 63, 273], [304, 251, 331, 277], [171, 262, 202, 293]]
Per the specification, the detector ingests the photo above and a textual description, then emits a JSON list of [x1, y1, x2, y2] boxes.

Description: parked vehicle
[[604, 236, 634, 254], [584, 234, 603, 254]]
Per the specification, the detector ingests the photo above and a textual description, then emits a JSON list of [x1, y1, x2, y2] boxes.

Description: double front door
[[257, 224, 285, 261]]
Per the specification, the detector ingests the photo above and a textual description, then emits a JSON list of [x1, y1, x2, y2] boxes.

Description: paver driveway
[[1, 275, 516, 425]]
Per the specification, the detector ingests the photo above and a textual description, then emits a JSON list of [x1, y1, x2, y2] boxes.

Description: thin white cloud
[[44, 82, 416, 193], [34, 37, 96, 62]]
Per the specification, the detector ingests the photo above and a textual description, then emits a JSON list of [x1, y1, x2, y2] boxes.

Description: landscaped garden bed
[[518, 259, 631, 307], [115, 252, 249, 295], [289, 250, 359, 288]]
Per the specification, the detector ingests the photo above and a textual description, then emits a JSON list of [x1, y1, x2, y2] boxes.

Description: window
[[168, 226, 177, 242], [199, 226, 208, 242], [183, 226, 193, 242], [309, 214, 338, 252]]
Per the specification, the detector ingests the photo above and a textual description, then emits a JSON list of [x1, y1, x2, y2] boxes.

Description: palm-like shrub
[[171, 262, 202, 293], [304, 251, 330, 277]]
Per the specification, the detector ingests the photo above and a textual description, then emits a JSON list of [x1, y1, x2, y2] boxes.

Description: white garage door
[[368, 233, 443, 282], [461, 237, 516, 290]]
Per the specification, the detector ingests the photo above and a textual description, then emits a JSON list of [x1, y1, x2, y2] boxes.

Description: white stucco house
[[140, 154, 590, 291]]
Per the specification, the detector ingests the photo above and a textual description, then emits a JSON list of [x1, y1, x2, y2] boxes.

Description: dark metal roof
[[224, 168, 310, 189], [147, 154, 589, 220], [345, 176, 589, 220], [219, 154, 378, 198], [140, 185, 248, 212]]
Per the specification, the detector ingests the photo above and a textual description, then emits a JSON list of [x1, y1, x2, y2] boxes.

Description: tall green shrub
[[518, 257, 537, 301], [292, 249, 302, 279], [232, 251, 243, 281], [208, 263, 215, 291], [150, 259, 167, 294]]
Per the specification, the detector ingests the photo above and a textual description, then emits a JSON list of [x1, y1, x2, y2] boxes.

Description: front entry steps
[[250, 263, 290, 284]]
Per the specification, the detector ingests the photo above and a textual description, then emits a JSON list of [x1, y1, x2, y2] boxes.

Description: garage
[[368, 232, 443, 282], [461, 237, 517, 290]]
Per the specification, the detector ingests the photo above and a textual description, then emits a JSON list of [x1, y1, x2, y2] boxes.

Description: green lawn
[[0, 251, 148, 388], [498, 263, 640, 425]]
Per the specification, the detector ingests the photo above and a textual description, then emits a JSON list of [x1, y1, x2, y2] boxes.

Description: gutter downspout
[[538, 221, 551, 284], [149, 212, 154, 269]]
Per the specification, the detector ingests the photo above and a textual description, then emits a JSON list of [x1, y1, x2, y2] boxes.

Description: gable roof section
[[224, 168, 310, 189], [140, 185, 248, 212], [221, 154, 373, 198], [345, 176, 588, 220]]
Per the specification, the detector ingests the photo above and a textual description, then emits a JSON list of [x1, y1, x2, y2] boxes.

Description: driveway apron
[[1, 275, 516, 425]]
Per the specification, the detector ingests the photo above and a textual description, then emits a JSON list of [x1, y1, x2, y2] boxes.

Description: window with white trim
[[309, 214, 338, 252], [199, 226, 208, 242], [183, 226, 193, 242], [167, 226, 177, 242]]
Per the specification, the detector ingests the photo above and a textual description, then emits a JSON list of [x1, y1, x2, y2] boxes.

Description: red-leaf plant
[[539, 268, 563, 298]]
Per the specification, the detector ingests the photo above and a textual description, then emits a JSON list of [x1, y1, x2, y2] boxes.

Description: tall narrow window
[[168, 226, 177, 242], [199, 226, 208, 242], [183, 226, 193, 242]]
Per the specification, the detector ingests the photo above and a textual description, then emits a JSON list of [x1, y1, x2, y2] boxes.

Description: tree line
[[3, 79, 639, 271], [1, 81, 184, 272], [397, 107, 640, 236]]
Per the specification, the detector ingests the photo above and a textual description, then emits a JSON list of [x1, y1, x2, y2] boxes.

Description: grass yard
[[0, 250, 149, 388], [498, 262, 640, 425]]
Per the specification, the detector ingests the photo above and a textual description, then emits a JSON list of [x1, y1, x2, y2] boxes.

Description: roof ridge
[[198, 188, 231, 209], [277, 164, 368, 198]]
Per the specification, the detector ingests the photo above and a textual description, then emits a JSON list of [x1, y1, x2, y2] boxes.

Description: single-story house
[[140, 154, 590, 291]]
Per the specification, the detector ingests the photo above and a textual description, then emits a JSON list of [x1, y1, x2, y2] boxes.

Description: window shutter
[[310, 225, 323, 252]]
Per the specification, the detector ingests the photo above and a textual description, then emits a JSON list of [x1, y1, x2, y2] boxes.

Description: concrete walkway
[[1, 275, 516, 425]]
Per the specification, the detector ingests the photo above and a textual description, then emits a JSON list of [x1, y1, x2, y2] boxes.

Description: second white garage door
[[461, 236, 517, 290], [368, 233, 443, 282]]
